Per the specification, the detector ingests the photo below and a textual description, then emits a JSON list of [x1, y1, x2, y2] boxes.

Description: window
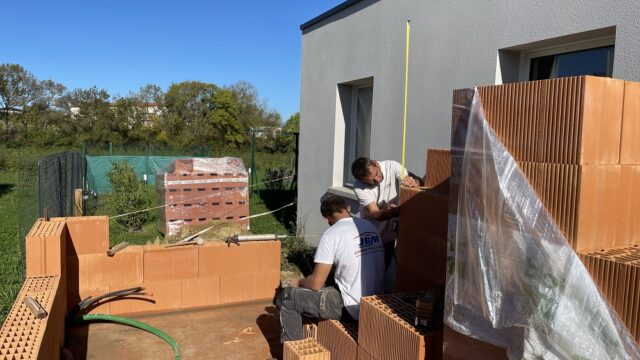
[[529, 45, 614, 80], [344, 84, 373, 186]]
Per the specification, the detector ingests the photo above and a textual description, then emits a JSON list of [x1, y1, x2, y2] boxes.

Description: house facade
[[297, 0, 640, 245]]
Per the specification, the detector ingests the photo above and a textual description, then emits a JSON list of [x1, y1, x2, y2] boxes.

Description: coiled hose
[[71, 314, 180, 360]]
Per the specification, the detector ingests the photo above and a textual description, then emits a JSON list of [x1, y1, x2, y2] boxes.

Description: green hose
[[71, 314, 180, 360]]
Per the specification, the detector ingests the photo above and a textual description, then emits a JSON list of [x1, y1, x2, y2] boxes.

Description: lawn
[[0, 170, 22, 324]]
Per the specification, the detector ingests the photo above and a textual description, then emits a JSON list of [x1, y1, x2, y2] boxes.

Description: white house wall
[[298, 0, 640, 245]]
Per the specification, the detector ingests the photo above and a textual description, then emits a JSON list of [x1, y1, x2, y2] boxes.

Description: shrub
[[106, 161, 150, 231], [263, 166, 293, 190]]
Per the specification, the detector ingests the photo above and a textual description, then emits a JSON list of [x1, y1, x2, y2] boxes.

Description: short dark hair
[[351, 157, 374, 181], [320, 195, 349, 217]]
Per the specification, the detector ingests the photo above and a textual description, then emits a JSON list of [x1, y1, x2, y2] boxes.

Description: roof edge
[[300, 0, 363, 31]]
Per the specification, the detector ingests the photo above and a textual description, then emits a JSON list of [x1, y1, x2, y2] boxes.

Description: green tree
[[274, 112, 300, 153], [0, 64, 38, 133], [208, 89, 244, 148], [58, 87, 116, 145], [106, 161, 150, 232], [164, 81, 218, 145]]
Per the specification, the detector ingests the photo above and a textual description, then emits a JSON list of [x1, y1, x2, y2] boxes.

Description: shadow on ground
[[257, 189, 297, 232]]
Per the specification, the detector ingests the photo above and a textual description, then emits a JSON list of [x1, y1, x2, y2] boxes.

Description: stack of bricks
[[303, 323, 318, 340], [357, 292, 443, 359], [317, 319, 358, 359], [448, 76, 640, 349], [156, 157, 249, 237], [0, 276, 65, 360], [579, 246, 640, 343], [283, 338, 331, 360]]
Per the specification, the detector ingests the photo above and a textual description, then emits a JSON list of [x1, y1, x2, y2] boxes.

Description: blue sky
[[1, 0, 344, 120]]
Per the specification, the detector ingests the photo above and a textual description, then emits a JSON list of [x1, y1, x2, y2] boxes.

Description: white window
[[344, 85, 373, 186], [528, 45, 614, 80]]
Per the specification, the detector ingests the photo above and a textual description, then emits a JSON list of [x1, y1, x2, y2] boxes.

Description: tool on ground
[[23, 295, 48, 319], [107, 241, 129, 256], [225, 234, 287, 246]]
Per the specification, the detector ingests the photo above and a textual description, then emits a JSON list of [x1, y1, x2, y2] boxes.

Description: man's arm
[[363, 202, 398, 222], [290, 263, 332, 291]]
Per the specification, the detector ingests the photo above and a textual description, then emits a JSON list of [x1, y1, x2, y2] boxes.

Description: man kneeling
[[277, 195, 385, 342]]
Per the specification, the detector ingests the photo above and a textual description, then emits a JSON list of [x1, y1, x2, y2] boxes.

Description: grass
[[0, 171, 22, 325]]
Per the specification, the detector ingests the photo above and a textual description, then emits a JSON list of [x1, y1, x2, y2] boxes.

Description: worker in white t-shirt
[[351, 157, 419, 270], [276, 195, 385, 343]]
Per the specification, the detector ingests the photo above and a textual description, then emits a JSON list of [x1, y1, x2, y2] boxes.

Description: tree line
[[0, 63, 299, 150]]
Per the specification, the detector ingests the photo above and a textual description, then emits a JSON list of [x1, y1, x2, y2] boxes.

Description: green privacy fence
[[86, 155, 195, 194]]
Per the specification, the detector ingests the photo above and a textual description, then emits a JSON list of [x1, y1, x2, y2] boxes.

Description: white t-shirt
[[353, 160, 408, 243], [314, 217, 385, 319]]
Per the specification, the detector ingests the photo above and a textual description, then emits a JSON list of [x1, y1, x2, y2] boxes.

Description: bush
[[106, 161, 150, 231], [263, 166, 293, 190]]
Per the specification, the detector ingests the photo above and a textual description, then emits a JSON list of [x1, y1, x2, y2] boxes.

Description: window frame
[[518, 35, 615, 81], [344, 84, 373, 187]]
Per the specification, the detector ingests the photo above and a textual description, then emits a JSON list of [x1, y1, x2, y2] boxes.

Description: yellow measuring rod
[[401, 20, 411, 177]]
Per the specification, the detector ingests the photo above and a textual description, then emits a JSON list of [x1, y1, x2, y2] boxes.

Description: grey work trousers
[[276, 286, 344, 343]]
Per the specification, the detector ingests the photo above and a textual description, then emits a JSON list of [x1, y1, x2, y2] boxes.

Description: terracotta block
[[619, 166, 640, 246], [110, 280, 182, 315], [303, 323, 318, 340], [68, 247, 144, 295], [357, 346, 376, 360], [143, 246, 198, 282], [396, 232, 447, 292], [475, 76, 624, 165], [283, 338, 331, 360], [317, 319, 358, 360], [220, 270, 280, 304], [259, 240, 282, 272], [198, 242, 229, 277], [442, 325, 508, 360], [621, 81, 640, 164], [25, 220, 66, 277], [399, 188, 449, 239], [181, 276, 220, 309], [579, 247, 640, 342], [359, 293, 443, 360], [425, 148, 451, 194], [65, 216, 109, 256]]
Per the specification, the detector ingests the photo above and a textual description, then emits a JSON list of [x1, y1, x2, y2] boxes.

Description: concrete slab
[[65, 300, 282, 359]]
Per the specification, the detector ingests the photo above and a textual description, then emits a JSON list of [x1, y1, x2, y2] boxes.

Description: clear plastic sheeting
[[445, 89, 640, 359], [165, 157, 248, 175]]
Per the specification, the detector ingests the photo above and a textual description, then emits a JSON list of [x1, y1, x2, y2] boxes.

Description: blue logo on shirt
[[358, 232, 380, 248]]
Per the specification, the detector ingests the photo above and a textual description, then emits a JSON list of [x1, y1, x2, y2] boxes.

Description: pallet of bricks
[[156, 157, 249, 237], [447, 76, 640, 354]]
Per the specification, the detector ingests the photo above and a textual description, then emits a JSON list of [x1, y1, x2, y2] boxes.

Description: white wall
[[298, 0, 640, 244]]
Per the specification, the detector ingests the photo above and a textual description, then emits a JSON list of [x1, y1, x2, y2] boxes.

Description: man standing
[[277, 195, 385, 342], [351, 157, 419, 269]]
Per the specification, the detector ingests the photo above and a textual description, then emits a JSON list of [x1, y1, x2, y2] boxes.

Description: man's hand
[[401, 175, 419, 188], [288, 278, 300, 288]]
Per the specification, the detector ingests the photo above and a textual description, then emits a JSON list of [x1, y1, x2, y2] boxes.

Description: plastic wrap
[[165, 157, 248, 175], [445, 89, 640, 359], [156, 157, 249, 236]]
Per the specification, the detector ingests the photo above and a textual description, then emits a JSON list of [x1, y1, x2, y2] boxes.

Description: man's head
[[320, 195, 351, 225], [351, 157, 382, 186]]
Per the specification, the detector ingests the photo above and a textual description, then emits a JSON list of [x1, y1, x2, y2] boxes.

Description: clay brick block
[[399, 188, 449, 239], [442, 325, 508, 360], [283, 337, 331, 360], [579, 247, 640, 342], [110, 280, 182, 315], [396, 232, 447, 292], [425, 148, 451, 193], [621, 81, 640, 164], [303, 323, 318, 340], [357, 346, 376, 360], [476, 76, 624, 165], [181, 276, 220, 309], [65, 216, 109, 256], [359, 293, 443, 360], [25, 220, 66, 277], [143, 246, 198, 282], [317, 319, 358, 360], [618, 166, 640, 246], [67, 247, 144, 298], [198, 242, 229, 277], [220, 270, 280, 304]]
